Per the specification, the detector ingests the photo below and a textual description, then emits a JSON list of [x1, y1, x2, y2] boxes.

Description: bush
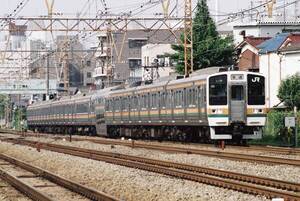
[[258, 109, 300, 146]]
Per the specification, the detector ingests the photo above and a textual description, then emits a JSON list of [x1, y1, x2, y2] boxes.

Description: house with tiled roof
[[236, 36, 271, 72], [258, 33, 300, 108]]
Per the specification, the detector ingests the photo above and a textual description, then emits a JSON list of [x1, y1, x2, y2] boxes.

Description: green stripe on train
[[207, 114, 228, 118]]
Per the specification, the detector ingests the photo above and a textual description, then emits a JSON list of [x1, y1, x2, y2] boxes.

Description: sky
[[0, 0, 253, 46], [2, 0, 295, 47], [0, 0, 252, 18]]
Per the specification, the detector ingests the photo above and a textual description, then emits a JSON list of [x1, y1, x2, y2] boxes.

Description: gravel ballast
[[19, 135, 300, 184], [0, 141, 269, 201], [0, 179, 31, 201]]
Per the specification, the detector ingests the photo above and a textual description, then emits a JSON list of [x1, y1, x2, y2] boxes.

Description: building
[[93, 29, 180, 87], [233, 22, 300, 45], [81, 47, 97, 90], [29, 35, 85, 91], [258, 33, 300, 108], [236, 36, 270, 72], [141, 44, 176, 81], [0, 23, 30, 81]]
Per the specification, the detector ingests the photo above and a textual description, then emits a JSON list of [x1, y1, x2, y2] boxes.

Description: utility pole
[[295, 106, 298, 147], [184, 0, 193, 77], [107, 21, 113, 87], [46, 55, 50, 97], [64, 48, 70, 94]]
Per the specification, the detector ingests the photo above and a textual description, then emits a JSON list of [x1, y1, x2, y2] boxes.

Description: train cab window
[[209, 75, 227, 105], [231, 85, 244, 101], [247, 74, 265, 105]]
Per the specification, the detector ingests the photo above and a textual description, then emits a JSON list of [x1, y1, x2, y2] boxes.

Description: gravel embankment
[[19, 135, 300, 184], [71, 135, 300, 160], [0, 141, 268, 201]]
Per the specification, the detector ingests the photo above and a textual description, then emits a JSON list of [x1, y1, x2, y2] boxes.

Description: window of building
[[129, 59, 142, 69], [128, 39, 147, 48], [86, 60, 91, 66], [87, 72, 92, 78]]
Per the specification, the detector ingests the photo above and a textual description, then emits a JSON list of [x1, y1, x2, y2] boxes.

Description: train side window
[[151, 93, 157, 109], [147, 93, 150, 109], [192, 88, 196, 106], [160, 92, 166, 108], [126, 96, 130, 110], [105, 100, 109, 111], [135, 96, 139, 110], [131, 96, 134, 110], [175, 90, 183, 107], [168, 91, 173, 108]]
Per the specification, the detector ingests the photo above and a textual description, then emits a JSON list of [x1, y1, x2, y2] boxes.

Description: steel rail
[[2, 129, 300, 155], [0, 168, 54, 201], [1, 137, 300, 200], [0, 153, 119, 201], [1, 129, 300, 165]]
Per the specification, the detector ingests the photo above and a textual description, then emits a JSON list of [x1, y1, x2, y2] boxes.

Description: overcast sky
[[0, 0, 252, 18]]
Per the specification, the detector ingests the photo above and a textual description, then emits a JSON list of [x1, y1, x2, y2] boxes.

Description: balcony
[[94, 47, 110, 58], [92, 67, 107, 78]]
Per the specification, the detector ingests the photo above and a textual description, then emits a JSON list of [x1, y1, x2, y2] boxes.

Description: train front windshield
[[247, 74, 265, 105], [209, 75, 227, 105]]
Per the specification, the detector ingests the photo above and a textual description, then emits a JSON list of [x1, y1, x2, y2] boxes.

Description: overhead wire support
[[184, 0, 193, 77], [0, 16, 184, 32]]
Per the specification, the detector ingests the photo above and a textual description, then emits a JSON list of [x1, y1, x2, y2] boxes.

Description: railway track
[[1, 129, 300, 165], [0, 153, 118, 201], [1, 136, 300, 200]]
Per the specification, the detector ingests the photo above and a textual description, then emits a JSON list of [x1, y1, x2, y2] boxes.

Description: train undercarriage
[[28, 124, 261, 145]]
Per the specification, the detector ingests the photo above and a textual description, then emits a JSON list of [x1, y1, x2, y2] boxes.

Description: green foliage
[[0, 95, 8, 119], [13, 107, 26, 130], [171, 0, 234, 74], [256, 109, 300, 147], [278, 73, 300, 109]]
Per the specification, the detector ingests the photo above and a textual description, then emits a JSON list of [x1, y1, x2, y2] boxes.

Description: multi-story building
[[29, 35, 86, 90], [0, 23, 29, 81], [141, 43, 176, 81], [93, 29, 180, 87]]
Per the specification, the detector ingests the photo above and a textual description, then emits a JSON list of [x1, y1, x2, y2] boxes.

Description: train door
[[230, 85, 246, 123]]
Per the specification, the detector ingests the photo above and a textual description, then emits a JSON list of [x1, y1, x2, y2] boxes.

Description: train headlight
[[253, 109, 263, 114], [212, 109, 223, 114]]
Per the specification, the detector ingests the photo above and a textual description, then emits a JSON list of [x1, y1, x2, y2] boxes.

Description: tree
[[278, 73, 300, 109], [171, 0, 234, 74], [0, 95, 8, 119]]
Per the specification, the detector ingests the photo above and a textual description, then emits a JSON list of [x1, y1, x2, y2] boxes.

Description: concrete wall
[[259, 51, 300, 108]]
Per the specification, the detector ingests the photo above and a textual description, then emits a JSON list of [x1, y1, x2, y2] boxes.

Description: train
[[27, 70, 267, 143]]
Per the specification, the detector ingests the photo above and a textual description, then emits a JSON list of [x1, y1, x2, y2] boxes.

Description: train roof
[[206, 70, 265, 79], [28, 85, 123, 109], [109, 73, 210, 97]]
